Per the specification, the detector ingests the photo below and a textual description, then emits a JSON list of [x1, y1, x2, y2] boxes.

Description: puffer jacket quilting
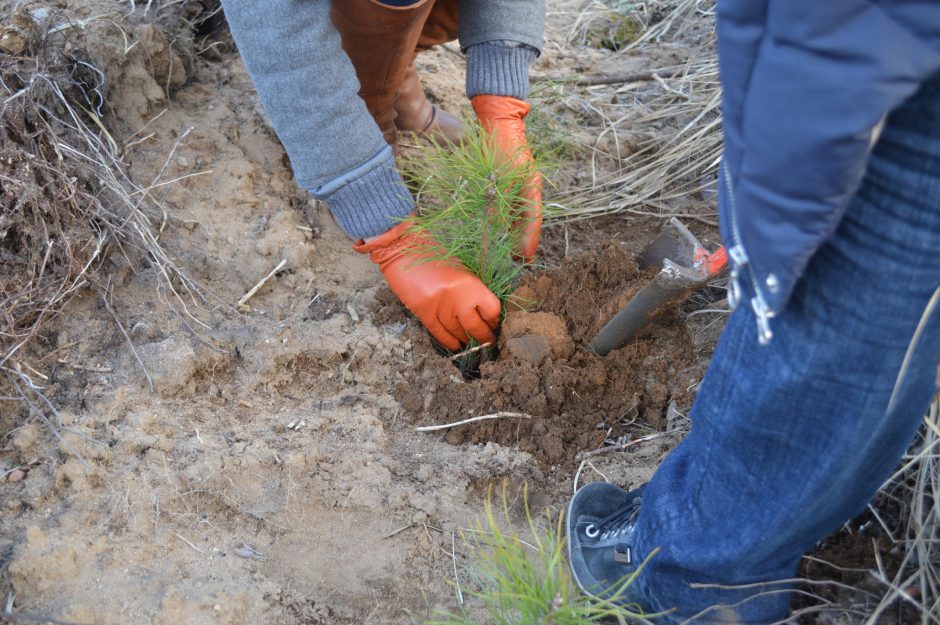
[[716, 0, 940, 342]]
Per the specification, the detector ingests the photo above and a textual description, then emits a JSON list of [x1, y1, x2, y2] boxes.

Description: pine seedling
[[403, 124, 538, 308], [427, 483, 653, 625]]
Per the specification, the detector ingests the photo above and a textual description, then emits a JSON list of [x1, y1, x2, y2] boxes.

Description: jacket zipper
[[721, 164, 774, 345]]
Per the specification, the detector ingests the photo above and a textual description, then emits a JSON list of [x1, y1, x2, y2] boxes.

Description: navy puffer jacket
[[717, 1, 940, 343]]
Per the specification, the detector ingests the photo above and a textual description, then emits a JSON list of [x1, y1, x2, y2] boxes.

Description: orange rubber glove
[[471, 95, 542, 263], [354, 220, 501, 351]]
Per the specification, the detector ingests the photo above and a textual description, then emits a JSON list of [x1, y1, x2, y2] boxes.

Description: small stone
[[504, 335, 551, 367], [7, 469, 25, 482], [501, 311, 575, 360], [0, 27, 26, 54], [213, 604, 222, 612]]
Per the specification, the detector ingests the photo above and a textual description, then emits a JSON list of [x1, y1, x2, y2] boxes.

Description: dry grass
[[544, 0, 720, 225], [863, 398, 940, 624], [0, 3, 207, 456]]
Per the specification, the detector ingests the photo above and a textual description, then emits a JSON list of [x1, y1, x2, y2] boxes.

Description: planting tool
[[589, 218, 728, 356]]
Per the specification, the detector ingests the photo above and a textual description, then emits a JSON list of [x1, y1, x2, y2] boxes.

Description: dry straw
[[863, 397, 940, 623], [0, 3, 206, 460], [546, 0, 721, 225]]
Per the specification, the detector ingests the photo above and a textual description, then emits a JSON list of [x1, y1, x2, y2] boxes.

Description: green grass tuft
[[586, 10, 642, 51], [426, 484, 652, 625]]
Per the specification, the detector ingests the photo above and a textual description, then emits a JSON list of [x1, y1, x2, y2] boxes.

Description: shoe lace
[[584, 496, 641, 540]]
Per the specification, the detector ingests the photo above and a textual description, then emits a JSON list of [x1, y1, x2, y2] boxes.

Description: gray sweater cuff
[[465, 42, 538, 100], [314, 148, 414, 240]]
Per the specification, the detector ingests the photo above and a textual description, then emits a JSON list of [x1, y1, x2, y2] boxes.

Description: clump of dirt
[[392, 242, 699, 466]]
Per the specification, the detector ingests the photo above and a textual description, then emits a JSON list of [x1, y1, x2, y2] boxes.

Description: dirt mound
[[393, 242, 698, 466]]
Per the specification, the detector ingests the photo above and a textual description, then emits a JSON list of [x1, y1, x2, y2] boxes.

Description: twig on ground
[[236, 259, 287, 311], [70, 364, 113, 373], [172, 531, 207, 555], [381, 523, 415, 540], [652, 72, 690, 100], [575, 429, 684, 462], [534, 69, 681, 87], [416, 412, 533, 432], [449, 341, 493, 361], [451, 530, 464, 606], [9, 373, 88, 469]]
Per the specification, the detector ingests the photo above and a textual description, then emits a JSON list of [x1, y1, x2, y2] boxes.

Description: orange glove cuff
[[471, 94, 531, 125]]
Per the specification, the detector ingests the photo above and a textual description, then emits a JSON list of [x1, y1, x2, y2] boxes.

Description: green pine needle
[[403, 124, 538, 306]]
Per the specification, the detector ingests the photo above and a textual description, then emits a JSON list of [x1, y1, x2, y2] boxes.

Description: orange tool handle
[[694, 245, 729, 278]]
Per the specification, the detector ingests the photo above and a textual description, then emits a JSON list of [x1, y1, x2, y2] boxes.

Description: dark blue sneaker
[[566, 481, 645, 603]]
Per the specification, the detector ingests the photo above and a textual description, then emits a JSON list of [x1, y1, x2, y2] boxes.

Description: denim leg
[[630, 76, 940, 623]]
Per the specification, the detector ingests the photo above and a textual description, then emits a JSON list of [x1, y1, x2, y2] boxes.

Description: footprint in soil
[[390, 242, 699, 467]]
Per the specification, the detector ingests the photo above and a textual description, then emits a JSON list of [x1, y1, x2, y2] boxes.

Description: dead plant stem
[[449, 341, 493, 361], [416, 412, 533, 432], [10, 374, 89, 469], [237, 259, 287, 310]]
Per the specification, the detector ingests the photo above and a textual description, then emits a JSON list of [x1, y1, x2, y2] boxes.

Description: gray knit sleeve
[[465, 42, 538, 100], [221, 0, 409, 239], [459, 0, 545, 100], [312, 146, 414, 239], [457, 0, 546, 52]]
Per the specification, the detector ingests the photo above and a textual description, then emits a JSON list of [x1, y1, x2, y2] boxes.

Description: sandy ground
[[0, 2, 726, 623]]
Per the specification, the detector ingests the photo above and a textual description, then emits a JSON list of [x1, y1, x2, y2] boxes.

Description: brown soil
[[0, 2, 728, 624], [392, 241, 699, 466]]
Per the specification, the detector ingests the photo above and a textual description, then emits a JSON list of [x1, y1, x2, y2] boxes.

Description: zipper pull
[[751, 295, 774, 345], [726, 244, 748, 311]]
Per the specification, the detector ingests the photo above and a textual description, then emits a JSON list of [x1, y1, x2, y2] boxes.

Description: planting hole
[[379, 235, 708, 467]]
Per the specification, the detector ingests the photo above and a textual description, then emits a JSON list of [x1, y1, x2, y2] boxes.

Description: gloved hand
[[354, 219, 501, 351], [471, 95, 542, 263]]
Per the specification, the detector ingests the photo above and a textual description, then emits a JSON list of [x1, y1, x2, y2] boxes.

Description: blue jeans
[[630, 77, 940, 622]]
